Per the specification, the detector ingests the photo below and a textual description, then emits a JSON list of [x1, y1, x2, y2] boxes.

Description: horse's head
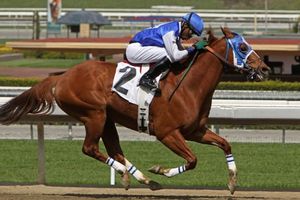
[[208, 27, 270, 81]]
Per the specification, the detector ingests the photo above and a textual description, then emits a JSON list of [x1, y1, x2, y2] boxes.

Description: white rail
[[1, 87, 300, 123], [0, 8, 299, 31]]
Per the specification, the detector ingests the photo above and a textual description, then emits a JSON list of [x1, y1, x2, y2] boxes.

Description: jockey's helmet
[[182, 12, 204, 36]]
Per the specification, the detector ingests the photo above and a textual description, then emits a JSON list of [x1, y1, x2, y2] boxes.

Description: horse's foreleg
[[102, 119, 161, 190], [185, 128, 237, 195], [149, 129, 197, 177], [124, 158, 162, 190]]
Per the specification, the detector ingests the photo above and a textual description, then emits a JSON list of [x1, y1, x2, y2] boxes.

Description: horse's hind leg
[[101, 118, 130, 189], [102, 118, 162, 190], [82, 110, 127, 176], [185, 128, 237, 195]]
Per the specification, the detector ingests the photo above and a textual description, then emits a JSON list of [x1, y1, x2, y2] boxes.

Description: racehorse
[[0, 27, 270, 194]]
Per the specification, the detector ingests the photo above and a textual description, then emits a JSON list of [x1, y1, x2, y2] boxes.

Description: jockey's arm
[[162, 31, 190, 63]]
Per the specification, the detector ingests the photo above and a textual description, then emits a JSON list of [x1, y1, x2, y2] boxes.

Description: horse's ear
[[206, 27, 218, 44], [221, 27, 235, 39]]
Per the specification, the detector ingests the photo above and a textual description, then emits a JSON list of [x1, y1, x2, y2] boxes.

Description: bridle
[[169, 34, 266, 101], [205, 38, 265, 81]]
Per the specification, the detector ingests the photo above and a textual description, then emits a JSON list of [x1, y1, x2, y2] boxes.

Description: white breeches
[[126, 43, 169, 64]]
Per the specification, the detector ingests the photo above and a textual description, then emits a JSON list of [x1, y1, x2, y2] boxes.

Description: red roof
[[247, 38, 300, 45], [24, 37, 132, 43]]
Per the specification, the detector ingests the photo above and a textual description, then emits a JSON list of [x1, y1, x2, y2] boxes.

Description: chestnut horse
[[0, 27, 270, 194]]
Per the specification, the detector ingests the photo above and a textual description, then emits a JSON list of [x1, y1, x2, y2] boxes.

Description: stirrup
[[139, 81, 157, 90], [139, 80, 161, 95], [139, 76, 157, 90]]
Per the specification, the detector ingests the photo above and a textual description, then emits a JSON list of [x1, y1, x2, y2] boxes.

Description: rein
[[168, 38, 263, 101], [168, 51, 200, 101], [205, 44, 236, 69], [168, 40, 233, 101]]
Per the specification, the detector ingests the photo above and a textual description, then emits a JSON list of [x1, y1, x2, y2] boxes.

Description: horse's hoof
[[148, 180, 163, 191], [121, 171, 130, 190], [148, 165, 162, 174], [228, 169, 237, 195], [228, 183, 236, 195]]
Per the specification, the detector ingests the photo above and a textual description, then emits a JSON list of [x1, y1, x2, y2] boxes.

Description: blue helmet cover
[[227, 33, 253, 68], [182, 12, 204, 36]]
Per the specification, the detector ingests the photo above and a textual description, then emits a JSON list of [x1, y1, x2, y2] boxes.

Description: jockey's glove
[[193, 40, 208, 50], [186, 46, 196, 55]]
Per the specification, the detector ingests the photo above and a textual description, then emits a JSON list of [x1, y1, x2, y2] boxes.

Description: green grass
[[218, 80, 300, 91], [0, 140, 299, 190], [0, 0, 300, 10], [0, 58, 84, 68]]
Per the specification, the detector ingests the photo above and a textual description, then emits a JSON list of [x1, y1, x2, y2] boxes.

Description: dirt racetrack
[[0, 185, 299, 200]]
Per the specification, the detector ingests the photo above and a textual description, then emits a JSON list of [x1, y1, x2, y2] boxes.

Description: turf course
[[0, 140, 299, 190]]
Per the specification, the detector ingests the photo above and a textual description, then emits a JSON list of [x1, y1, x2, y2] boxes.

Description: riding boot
[[139, 57, 171, 91]]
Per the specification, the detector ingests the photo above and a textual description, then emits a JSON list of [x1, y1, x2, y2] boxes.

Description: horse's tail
[[0, 75, 60, 125]]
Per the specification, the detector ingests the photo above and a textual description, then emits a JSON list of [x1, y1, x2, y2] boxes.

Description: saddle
[[112, 61, 164, 133]]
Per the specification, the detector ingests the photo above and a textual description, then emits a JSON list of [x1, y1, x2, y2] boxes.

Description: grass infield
[[0, 140, 299, 190]]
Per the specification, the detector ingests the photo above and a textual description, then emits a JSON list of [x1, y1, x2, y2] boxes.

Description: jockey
[[125, 12, 207, 91]]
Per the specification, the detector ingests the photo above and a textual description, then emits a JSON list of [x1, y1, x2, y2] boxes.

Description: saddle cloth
[[112, 61, 161, 105]]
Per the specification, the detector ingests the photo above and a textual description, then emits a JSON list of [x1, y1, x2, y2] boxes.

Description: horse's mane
[[206, 27, 219, 45], [171, 28, 220, 72]]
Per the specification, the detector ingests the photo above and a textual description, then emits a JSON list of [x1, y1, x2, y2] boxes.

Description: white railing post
[[282, 128, 286, 144], [37, 122, 46, 184], [30, 123, 34, 140], [110, 167, 116, 185], [68, 122, 73, 140]]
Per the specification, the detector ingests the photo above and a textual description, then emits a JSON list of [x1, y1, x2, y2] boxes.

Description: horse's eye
[[239, 43, 248, 53]]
